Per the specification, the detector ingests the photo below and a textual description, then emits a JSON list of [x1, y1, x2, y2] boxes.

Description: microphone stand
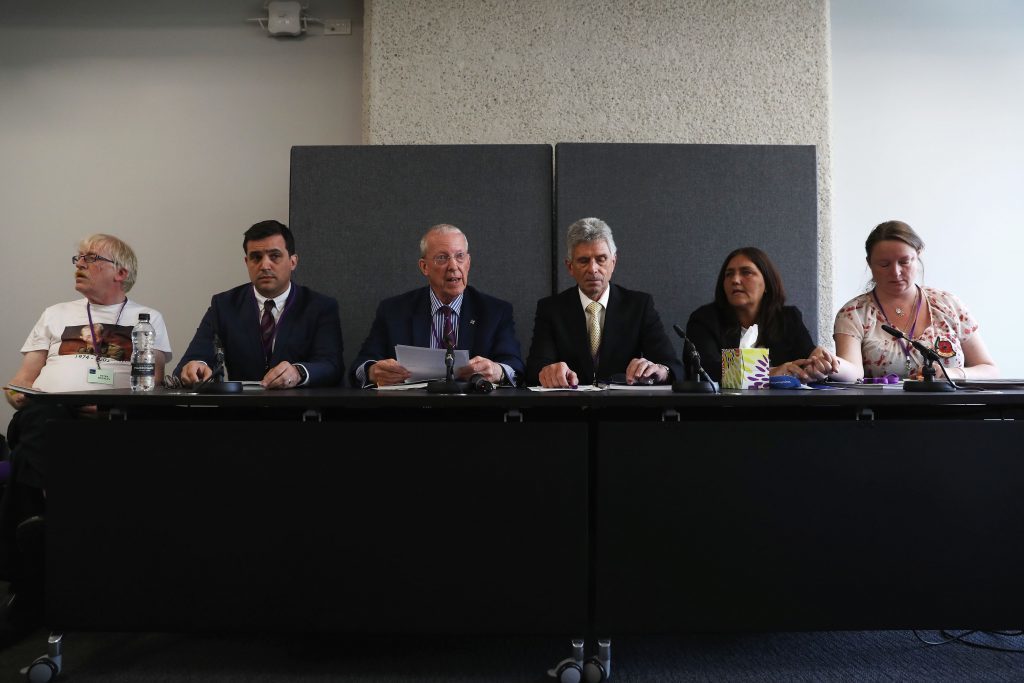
[[195, 333, 243, 394], [427, 341, 468, 394], [880, 324, 957, 393], [671, 324, 717, 394]]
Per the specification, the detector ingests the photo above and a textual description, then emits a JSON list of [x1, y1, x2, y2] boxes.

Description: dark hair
[[243, 220, 295, 255], [713, 246, 786, 345], [864, 220, 924, 260]]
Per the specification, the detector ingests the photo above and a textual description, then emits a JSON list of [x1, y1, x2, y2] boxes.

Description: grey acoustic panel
[[555, 143, 819, 353], [290, 145, 553, 364]]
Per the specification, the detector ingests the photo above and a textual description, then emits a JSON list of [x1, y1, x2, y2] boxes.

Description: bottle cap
[[138, 313, 150, 321]]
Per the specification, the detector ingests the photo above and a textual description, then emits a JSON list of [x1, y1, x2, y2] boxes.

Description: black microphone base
[[426, 380, 469, 394], [672, 380, 717, 394], [195, 381, 244, 394], [903, 379, 956, 392]]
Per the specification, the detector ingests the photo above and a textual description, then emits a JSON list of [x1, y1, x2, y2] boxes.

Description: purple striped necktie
[[441, 305, 454, 348], [261, 299, 276, 365]]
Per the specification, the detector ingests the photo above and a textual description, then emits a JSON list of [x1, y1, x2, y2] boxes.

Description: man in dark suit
[[175, 220, 343, 388], [527, 217, 682, 387], [350, 224, 524, 387]]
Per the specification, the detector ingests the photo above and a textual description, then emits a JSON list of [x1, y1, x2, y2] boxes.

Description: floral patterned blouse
[[833, 287, 978, 378]]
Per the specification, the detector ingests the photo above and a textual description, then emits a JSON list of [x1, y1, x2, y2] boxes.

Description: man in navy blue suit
[[175, 220, 343, 388], [350, 224, 524, 387], [526, 217, 682, 387]]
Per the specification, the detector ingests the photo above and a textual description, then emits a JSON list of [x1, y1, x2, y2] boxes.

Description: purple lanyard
[[871, 286, 923, 368], [86, 299, 128, 369]]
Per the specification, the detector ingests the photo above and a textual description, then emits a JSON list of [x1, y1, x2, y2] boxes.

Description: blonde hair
[[79, 234, 138, 292]]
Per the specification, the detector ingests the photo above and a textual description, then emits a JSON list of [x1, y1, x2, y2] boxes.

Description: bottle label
[[131, 363, 155, 377]]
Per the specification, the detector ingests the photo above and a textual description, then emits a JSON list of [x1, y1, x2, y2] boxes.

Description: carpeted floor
[[2, 627, 1023, 682]]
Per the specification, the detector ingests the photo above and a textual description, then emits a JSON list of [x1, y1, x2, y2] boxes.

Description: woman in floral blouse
[[830, 220, 998, 381]]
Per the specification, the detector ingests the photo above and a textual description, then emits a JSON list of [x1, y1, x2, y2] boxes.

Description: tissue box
[[721, 348, 770, 389]]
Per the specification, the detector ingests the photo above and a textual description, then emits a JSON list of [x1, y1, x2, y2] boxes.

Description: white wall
[[831, 1, 1024, 375], [0, 2, 363, 425]]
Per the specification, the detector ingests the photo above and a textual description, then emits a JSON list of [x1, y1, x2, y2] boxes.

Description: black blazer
[[174, 283, 344, 386], [349, 286, 525, 386], [526, 284, 683, 385], [685, 303, 815, 382]]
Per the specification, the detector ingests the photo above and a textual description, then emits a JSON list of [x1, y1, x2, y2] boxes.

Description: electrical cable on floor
[[912, 629, 1024, 653]]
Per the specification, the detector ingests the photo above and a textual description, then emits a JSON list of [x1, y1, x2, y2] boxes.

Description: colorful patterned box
[[721, 348, 770, 389]]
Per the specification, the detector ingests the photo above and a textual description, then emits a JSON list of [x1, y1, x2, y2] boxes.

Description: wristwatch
[[294, 364, 309, 386]]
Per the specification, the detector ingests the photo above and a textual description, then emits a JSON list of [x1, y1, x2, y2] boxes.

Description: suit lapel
[[597, 285, 621, 378], [241, 286, 266, 365], [563, 288, 594, 378], [458, 289, 476, 352], [411, 288, 431, 348]]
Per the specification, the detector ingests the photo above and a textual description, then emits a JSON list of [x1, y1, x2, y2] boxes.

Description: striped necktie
[[261, 299, 276, 365], [440, 305, 454, 348]]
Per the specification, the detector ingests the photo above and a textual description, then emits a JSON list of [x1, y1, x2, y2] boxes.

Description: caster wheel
[[25, 656, 58, 683]]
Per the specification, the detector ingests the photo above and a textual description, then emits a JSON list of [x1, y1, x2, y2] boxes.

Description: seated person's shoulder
[[469, 287, 514, 310]]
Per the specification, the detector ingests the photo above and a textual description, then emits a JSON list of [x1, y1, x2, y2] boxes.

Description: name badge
[[87, 368, 115, 385]]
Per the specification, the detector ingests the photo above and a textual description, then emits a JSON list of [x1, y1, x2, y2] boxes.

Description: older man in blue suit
[[175, 220, 343, 388], [350, 224, 524, 387]]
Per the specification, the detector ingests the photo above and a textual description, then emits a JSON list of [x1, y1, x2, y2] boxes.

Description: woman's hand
[[770, 359, 819, 382], [807, 346, 841, 376], [771, 347, 839, 383]]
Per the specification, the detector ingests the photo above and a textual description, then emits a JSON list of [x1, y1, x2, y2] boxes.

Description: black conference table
[[31, 384, 1024, 640]]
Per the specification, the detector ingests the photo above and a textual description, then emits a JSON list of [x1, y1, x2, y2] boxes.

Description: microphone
[[879, 324, 957, 392], [444, 339, 455, 383], [670, 323, 717, 394], [195, 331, 242, 394], [427, 339, 470, 394], [467, 373, 493, 394]]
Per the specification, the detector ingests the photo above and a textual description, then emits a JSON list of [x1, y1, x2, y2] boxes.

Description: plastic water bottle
[[130, 313, 156, 392]]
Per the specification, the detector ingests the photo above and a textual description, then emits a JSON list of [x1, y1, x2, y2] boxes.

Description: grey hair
[[566, 217, 617, 261], [79, 233, 139, 292], [419, 224, 468, 257]]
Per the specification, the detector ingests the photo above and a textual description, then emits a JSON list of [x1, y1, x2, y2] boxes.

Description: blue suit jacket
[[526, 284, 683, 386], [349, 286, 525, 386], [174, 283, 344, 386]]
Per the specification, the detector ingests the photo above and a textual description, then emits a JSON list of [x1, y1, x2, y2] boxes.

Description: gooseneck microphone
[[427, 340, 472, 394], [671, 324, 717, 394], [195, 332, 243, 394], [879, 324, 957, 392]]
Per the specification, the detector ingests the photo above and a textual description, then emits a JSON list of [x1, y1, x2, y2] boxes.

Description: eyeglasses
[[72, 254, 116, 266], [430, 252, 468, 266]]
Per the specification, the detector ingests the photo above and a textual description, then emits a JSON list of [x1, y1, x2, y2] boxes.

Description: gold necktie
[[587, 301, 602, 359]]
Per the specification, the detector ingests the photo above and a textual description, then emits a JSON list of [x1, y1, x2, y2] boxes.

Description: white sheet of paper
[[527, 385, 606, 392], [376, 382, 429, 391], [606, 384, 673, 392], [395, 344, 471, 382]]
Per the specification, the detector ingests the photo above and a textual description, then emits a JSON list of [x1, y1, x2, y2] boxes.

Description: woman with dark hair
[[686, 247, 839, 382], [830, 220, 997, 381]]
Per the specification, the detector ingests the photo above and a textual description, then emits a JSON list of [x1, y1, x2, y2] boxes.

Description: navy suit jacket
[[174, 283, 344, 386], [349, 286, 525, 386], [526, 284, 683, 385]]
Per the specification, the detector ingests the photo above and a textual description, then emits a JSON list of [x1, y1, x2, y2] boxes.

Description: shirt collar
[[429, 289, 464, 316], [577, 285, 610, 311], [254, 283, 291, 312]]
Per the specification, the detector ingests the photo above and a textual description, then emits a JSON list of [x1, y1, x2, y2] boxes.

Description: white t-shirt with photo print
[[21, 298, 173, 392]]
